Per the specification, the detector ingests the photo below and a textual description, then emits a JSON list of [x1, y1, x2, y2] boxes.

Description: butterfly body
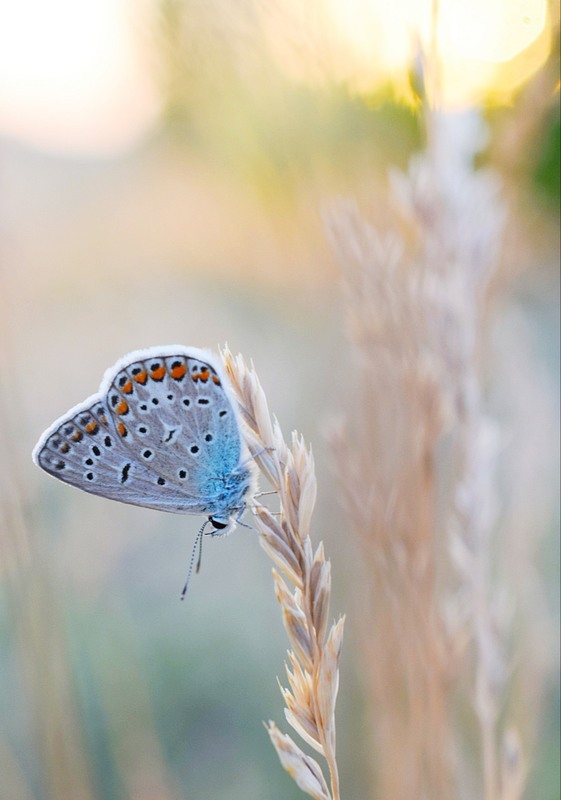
[[32, 346, 254, 533]]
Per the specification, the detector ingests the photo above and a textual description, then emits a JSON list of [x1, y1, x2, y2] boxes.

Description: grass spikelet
[[222, 348, 344, 800], [324, 74, 547, 798], [266, 723, 332, 800]]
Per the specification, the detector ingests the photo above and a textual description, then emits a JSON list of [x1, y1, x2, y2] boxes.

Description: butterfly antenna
[[180, 520, 209, 601], [195, 523, 205, 573]]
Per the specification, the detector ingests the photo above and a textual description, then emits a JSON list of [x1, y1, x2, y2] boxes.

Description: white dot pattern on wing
[[33, 347, 253, 520]]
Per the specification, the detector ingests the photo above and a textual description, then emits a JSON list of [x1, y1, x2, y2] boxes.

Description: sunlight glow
[[0, 0, 159, 155], [0, 0, 552, 154], [260, 0, 551, 106]]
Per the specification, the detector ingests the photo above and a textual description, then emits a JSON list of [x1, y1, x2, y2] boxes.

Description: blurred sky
[[0, 0, 553, 155]]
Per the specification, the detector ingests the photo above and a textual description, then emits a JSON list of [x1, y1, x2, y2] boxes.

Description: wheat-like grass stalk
[[222, 348, 345, 800], [327, 197, 456, 800], [325, 80, 530, 800]]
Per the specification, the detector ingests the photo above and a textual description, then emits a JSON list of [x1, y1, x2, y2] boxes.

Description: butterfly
[[32, 346, 255, 594]]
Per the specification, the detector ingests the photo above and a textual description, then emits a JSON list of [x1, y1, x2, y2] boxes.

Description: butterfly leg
[[231, 502, 253, 531]]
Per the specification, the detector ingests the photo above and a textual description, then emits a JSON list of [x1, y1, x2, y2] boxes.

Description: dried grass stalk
[[222, 348, 344, 800], [325, 95, 530, 797], [326, 192, 457, 799]]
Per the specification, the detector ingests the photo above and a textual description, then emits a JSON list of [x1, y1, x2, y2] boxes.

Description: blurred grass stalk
[[0, 312, 95, 799], [224, 350, 345, 800], [325, 72, 537, 800]]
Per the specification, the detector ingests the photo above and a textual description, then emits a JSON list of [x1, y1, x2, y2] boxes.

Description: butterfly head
[[207, 508, 250, 536], [208, 514, 230, 532]]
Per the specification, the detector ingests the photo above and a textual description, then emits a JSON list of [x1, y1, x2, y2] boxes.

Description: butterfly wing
[[33, 347, 250, 516], [103, 348, 248, 512], [32, 392, 208, 512]]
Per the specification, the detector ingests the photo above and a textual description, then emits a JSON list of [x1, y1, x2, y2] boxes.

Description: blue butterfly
[[33, 346, 255, 595]]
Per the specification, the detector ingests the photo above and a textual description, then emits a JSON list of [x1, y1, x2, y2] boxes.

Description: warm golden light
[[0, 0, 552, 154], [260, 0, 551, 105], [0, 0, 159, 154]]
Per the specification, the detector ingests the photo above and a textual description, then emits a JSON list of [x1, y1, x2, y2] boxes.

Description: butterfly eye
[[209, 516, 228, 530]]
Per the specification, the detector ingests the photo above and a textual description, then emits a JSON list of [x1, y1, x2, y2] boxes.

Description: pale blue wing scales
[[33, 346, 253, 517], [106, 353, 247, 511], [33, 396, 207, 514]]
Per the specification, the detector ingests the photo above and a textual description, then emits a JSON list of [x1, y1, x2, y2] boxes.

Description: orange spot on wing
[[70, 430, 83, 442], [85, 421, 99, 434], [134, 370, 147, 384], [212, 375, 221, 385], [150, 366, 166, 381], [171, 364, 186, 380], [122, 381, 133, 394], [100, 415, 108, 425], [60, 443, 70, 453], [118, 422, 127, 437], [116, 400, 129, 415], [192, 369, 210, 382]]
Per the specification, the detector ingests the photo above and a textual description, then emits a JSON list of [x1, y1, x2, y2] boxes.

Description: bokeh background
[[1, 1, 559, 799]]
